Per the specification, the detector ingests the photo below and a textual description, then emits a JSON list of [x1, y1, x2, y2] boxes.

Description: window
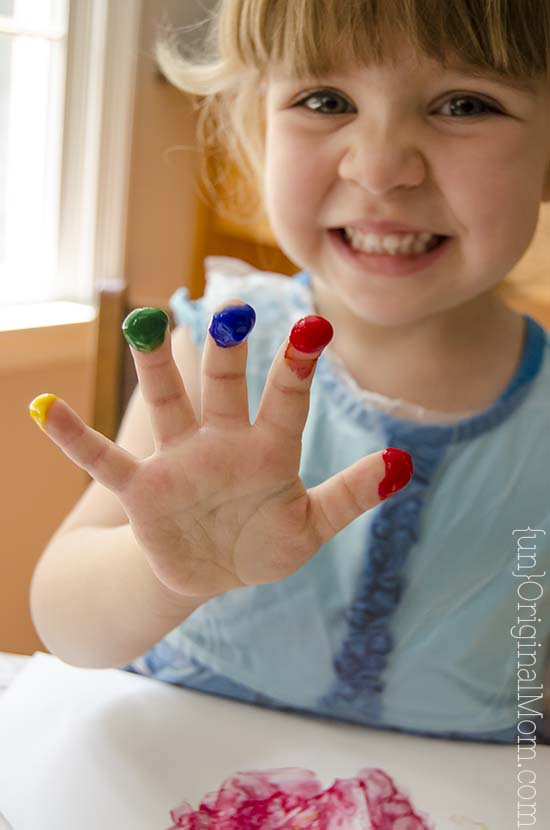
[[0, 0, 68, 306], [0, 0, 142, 319]]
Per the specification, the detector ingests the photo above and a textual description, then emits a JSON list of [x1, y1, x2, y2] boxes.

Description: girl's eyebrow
[[445, 62, 538, 96], [274, 64, 539, 97]]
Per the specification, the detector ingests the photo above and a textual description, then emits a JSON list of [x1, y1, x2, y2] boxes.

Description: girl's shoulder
[[169, 257, 312, 356]]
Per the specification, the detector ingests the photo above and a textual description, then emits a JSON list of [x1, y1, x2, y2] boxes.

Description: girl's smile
[[327, 226, 452, 277]]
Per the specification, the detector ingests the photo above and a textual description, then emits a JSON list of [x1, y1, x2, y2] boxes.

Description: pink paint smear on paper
[[165, 766, 434, 829]]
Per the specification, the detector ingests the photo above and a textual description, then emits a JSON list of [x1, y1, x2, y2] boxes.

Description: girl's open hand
[[28, 302, 412, 599]]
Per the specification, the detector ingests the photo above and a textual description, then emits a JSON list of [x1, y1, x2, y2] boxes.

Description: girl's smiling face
[[262, 39, 550, 328]]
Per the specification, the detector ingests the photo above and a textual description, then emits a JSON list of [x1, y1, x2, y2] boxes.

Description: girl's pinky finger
[[28, 393, 139, 493]]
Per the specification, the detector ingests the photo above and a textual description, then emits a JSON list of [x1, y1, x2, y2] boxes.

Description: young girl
[[29, 0, 550, 745]]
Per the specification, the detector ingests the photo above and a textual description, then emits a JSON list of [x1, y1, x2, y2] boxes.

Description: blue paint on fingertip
[[209, 303, 256, 347]]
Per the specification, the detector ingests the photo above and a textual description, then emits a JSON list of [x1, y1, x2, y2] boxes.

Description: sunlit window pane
[[0, 31, 11, 262], [0, 2, 14, 19], [0, 0, 68, 306], [0, 0, 64, 31]]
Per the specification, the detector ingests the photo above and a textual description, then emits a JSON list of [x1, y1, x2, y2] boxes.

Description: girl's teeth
[[344, 228, 439, 255]]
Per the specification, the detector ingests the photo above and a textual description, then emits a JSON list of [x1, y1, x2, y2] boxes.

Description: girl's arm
[[30, 523, 214, 668]]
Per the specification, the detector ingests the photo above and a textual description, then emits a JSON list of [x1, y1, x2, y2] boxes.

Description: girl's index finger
[[28, 393, 139, 494], [254, 315, 333, 440], [122, 307, 199, 449]]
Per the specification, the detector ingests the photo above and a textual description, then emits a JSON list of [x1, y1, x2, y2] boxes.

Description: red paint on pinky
[[378, 448, 413, 500]]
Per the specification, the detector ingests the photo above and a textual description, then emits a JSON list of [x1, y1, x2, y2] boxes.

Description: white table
[[1, 651, 548, 829], [0, 654, 28, 830], [0, 652, 30, 696]]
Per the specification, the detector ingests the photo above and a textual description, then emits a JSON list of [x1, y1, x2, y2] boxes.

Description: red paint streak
[[284, 342, 316, 380], [378, 448, 414, 500], [166, 766, 433, 829]]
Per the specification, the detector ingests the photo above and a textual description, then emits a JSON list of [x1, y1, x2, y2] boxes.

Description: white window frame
[[0, 0, 143, 329], [58, 0, 143, 307]]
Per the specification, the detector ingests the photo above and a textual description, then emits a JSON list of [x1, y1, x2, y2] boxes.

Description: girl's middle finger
[[200, 300, 256, 428]]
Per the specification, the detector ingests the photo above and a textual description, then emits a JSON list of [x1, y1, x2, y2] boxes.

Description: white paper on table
[[0, 652, 548, 829]]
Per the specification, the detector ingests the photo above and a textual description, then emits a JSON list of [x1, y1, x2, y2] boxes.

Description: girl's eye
[[293, 90, 502, 118], [438, 95, 502, 118], [293, 89, 352, 115]]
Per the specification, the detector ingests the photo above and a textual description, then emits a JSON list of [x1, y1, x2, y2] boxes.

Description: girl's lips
[[328, 227, 452, 277]]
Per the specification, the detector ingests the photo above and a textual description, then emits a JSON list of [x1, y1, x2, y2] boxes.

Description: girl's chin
[[308, 272, 434, 327], [342, 305, 430, 329]]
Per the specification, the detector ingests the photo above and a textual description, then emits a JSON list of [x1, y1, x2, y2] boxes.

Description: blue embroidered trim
[[318, 435, 449, 718], [121, 659, 548, 745], [293, 270, 547, 719]]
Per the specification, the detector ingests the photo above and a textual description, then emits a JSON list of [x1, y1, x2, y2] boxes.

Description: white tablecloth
[[0, 654, 29, 830], [0, 653, 30, 696], [1, 652, 549, 829]]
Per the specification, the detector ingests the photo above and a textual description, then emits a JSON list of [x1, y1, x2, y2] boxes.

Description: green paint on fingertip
[[122, 307, 169, 352]]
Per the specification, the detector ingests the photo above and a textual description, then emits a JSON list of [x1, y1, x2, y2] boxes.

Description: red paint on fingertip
[[289, 315, 334, 353], [378, 448, 413, 500]]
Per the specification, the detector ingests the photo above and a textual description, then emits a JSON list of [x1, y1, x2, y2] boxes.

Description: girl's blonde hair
[[155, 0, 550, 234]]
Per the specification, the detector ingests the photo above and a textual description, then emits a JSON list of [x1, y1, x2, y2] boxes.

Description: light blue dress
[[124, 256, 550, 744]]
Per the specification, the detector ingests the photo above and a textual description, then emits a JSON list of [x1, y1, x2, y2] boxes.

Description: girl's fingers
[[200, 300, 256, 427], [122, 308, 199, 448], [28, 394, 139, 493], [308, 449, 414, 544], [254, 315, 334, 442]]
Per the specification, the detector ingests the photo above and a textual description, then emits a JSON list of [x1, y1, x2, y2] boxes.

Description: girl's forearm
[[29, 523, 213, 669]]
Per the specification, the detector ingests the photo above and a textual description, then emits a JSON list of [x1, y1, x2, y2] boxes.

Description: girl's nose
[[337, 126, 427, 195]]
